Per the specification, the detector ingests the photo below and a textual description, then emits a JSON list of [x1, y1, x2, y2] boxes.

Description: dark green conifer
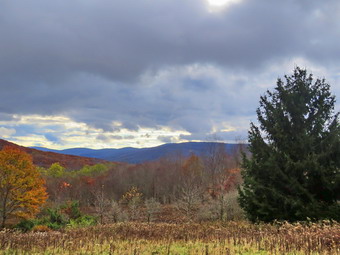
[[239, 67, 340, 222]]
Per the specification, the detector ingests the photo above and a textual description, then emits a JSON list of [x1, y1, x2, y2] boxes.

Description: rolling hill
[[0, 139, 108, 170], [32, 142, 245, 164]]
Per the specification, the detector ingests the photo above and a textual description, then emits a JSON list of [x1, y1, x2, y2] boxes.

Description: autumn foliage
[[0, 139, 108, 170], [0, 146, 48, 228]]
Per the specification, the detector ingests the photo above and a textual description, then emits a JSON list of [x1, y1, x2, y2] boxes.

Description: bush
[[110, 200, 127, 223], [14, 218, 38, 232], [15, 204, 98, 231], [46, 208, 69, 226], [32, 225, 51, 232], [198, 191, 244, 221], [15, 207, 70, 232], [61, 200, 82, 219], [46, 222, 64, 230], [68, 215, 97, 228], [223, 191, 244, 221]]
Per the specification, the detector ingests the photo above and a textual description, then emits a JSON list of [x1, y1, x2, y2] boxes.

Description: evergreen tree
[[239, 67, 340, 222]]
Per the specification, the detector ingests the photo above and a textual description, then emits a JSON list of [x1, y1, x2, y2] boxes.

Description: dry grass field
[[0, 221, 339, 254]]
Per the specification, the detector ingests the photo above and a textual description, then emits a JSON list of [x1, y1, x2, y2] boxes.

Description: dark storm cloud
[[0, 0, 339, 142], [2, 0, 339, 83]]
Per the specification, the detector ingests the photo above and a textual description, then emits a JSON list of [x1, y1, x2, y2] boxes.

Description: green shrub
[[46, 208, 69, 226], [15, 204, 98, 231], [61, 200, 82, 219], [68, 215, 97, 228], [15, 218, 38, 232], [46, 222, 63, 230]]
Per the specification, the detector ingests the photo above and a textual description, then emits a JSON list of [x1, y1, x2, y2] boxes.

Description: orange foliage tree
[[0, 146, 48, 228], [181, 154, 204, 187]]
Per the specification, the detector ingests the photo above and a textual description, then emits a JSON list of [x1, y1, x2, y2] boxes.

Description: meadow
[[1, 221, 339, 255]]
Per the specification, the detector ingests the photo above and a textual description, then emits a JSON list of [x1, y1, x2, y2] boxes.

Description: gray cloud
[[96, 134, 112, 142], [44, 133, 62, 144], [1, 0, 339, 83], [0, 0, 339, 145], [157, 136, 174, 143], [0, 113, 14, 121], [97, 134, 136, 142]]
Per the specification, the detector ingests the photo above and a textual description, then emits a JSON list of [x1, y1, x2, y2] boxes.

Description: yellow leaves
[[0, 146, 48, 226], [121, 186, 143, 204]]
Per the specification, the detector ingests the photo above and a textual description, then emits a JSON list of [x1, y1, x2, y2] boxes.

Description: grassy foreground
[[0, 221, 339, 254]]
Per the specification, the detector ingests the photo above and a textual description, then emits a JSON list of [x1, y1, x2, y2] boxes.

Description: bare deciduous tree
[[176, 185, 202, 220], [93, 185, 110, 224], [145, 198, 161, 223]]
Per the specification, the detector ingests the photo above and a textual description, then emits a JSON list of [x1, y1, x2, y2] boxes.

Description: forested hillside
[[0, 139, 108, 170]]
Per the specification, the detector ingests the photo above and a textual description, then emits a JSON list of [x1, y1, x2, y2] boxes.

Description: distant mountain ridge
[[32, 142, 244, 164]]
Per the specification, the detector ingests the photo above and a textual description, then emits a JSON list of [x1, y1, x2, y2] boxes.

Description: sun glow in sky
[[206, 0, 241, 8]]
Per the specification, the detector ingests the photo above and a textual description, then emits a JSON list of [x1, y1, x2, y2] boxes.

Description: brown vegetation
[[0, 139, 338, 254], [1, 221, 338, 254], [39, 143, 243, 224]]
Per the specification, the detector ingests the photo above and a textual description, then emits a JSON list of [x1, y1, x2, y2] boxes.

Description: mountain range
[[32, 142, 243, 164]]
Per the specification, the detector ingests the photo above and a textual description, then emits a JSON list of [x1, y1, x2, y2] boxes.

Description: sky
[[0, 0, 339, 149]]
